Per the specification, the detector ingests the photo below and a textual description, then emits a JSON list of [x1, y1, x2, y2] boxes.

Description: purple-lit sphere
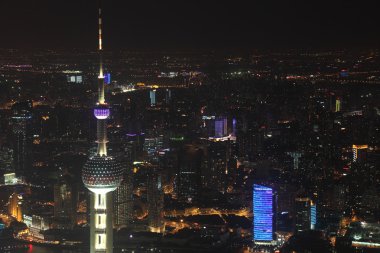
[[82, 155, 123, 193], [94, 108, 110, 119]]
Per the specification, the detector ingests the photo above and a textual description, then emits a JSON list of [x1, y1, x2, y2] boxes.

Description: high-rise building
[[8, 193, 23, 222], [113, 169, 133, 228], [144, 136, 164, 156], [352, 144, 368, 162], [286, 152, 302, 170], [82, 3, 124, 253], [113, 143, 134, 228], [150, 89, 156, 106], [311, 203, 317, 230], [165, 89, 172, 104], [11, 101, 33, 181], [147, 167, 164, 233], [295, 197, 317, 232], [177, 145, 203, 203], [214, 116, 228, 138], [232, 118, 237, 136], [253, 184, 276, 245], [0, 147, 13, 174], [207, 141, 228, 192], [113, 132, 142, 228], [54, 174, 77, 228], [335, 97, 341, 112]]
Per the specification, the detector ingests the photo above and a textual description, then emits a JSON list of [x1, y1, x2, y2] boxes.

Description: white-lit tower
[[82, 2, 123, 253], [287, 152, 302, 170]]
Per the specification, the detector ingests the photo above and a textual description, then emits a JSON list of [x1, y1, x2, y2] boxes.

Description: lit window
[[96, 214, 106, 229], [95, 193, 106, 209], [96, 233, 106, 249]]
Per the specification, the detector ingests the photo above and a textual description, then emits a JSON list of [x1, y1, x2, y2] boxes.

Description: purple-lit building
[[215, 116, 227, 138]]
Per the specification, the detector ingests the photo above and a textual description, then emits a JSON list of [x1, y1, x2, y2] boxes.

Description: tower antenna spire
[[98, 0, 103, 52], [98, 0, 105, 104]]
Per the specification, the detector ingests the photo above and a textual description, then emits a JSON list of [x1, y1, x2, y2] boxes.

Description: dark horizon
[[1, 0, 380, 50]]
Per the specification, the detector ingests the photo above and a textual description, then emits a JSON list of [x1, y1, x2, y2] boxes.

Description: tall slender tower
[[82, 2, 123, 252]]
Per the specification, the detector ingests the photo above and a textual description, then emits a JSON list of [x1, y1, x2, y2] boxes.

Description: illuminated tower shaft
[[98, 7, 105, 104], [82, 2, 123, 253], [96, 6, 107, 157], [97, 113, 108, 156], [89, 190, 113, 253]]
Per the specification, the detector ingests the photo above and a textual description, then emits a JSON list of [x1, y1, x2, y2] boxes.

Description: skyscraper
[[54, 174, 77, 229], [253, 184, 275, 244], [113, 143, 134, 228], [113, 170, 133, 227], [11, 101, 32, 181], [335, 97, 341, 112], [207, 141, 228, 192], [7, 193, 23, 222], [352, 144, 368, 162], [150, 89, 156, 106], [295, 197, 317, 232], [214, 116, 228, 138], [82, 3, 124, 253], [177, 144, 203, 203], [147, 167, 164, 233]]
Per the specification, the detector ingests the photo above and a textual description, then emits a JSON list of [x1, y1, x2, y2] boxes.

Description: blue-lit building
[[104, 73, 111, 84], [295, 197, 317, 232], [253, 184, 276, 244], [311, 203, 317, 230], [150, 90, 156, 106]]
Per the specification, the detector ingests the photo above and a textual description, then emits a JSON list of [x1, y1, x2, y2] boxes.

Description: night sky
[[0, 0, 379, 50]]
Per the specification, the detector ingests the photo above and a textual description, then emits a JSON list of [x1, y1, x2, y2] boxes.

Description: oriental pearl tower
[[82, 1, 123, 252]]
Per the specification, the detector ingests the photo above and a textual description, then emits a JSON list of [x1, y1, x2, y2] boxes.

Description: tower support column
[[90, 191, 114, 253]]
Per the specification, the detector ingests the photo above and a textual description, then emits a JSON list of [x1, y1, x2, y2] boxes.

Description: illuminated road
[[164, 207, 251, 218]]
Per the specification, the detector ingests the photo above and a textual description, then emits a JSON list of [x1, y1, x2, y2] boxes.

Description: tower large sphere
[[82, 155, 123, 193]]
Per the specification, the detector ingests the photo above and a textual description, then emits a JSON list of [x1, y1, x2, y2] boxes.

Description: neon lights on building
[[253, 184, 274, 243], [311, 203, 317, 230], [352, 144, 368, 162], [94, 108, 110, 120]]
